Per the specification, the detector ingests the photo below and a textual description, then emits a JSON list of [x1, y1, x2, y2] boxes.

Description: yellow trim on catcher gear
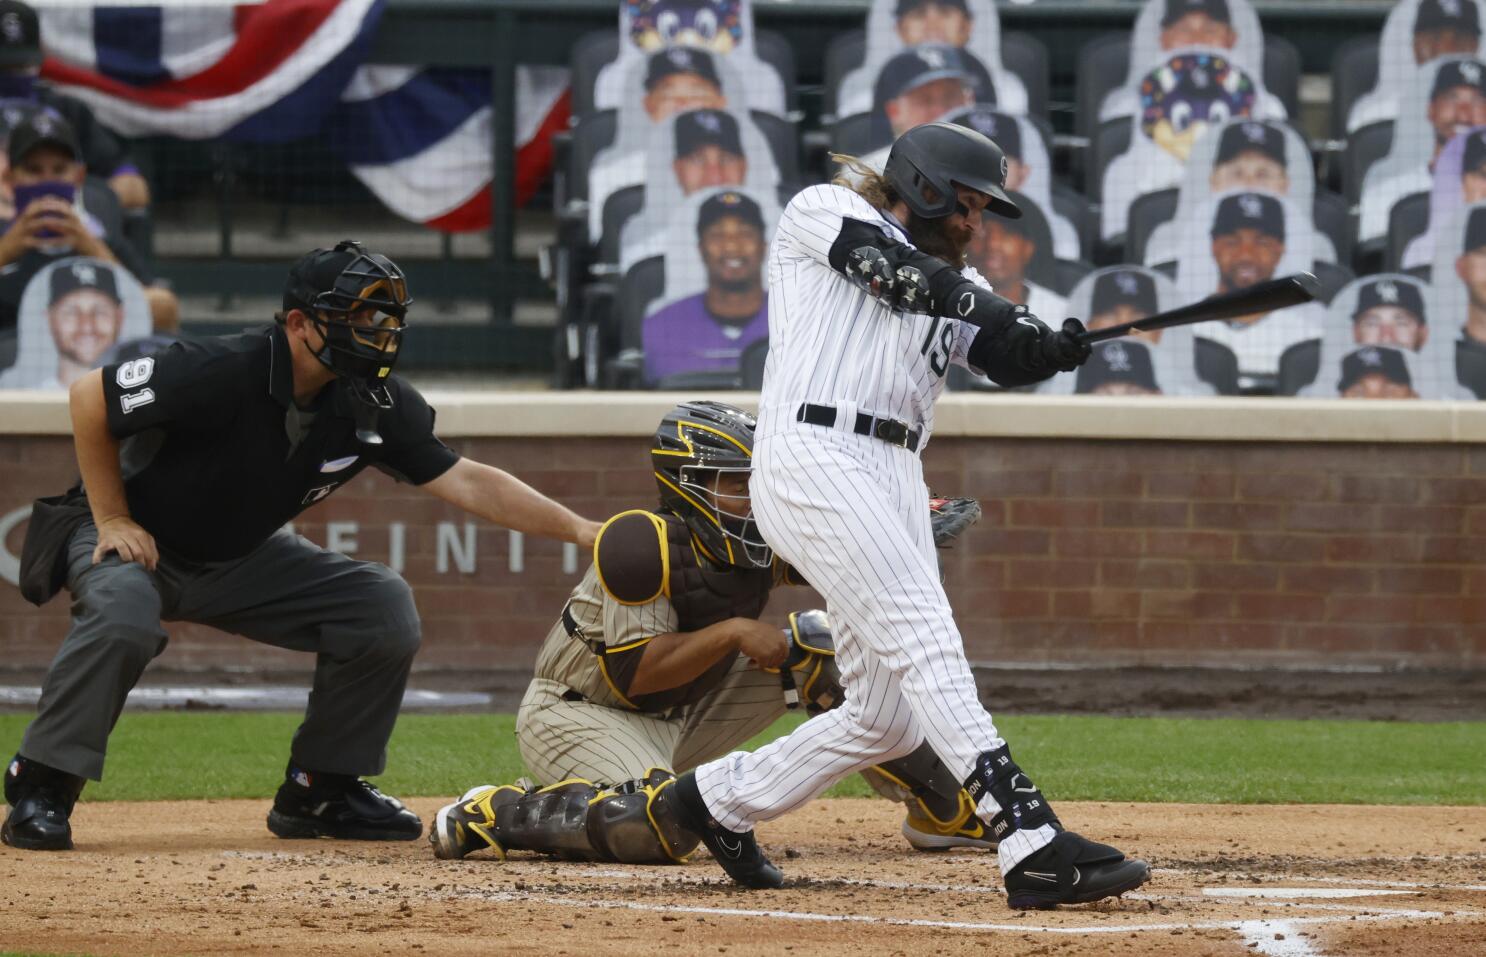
[[645, 777, 692, 864], [593, 509, 671, 605], [867, 766, 980, 834], [651, 418, 753, 461], [596, 653, 640, 711], [787, 610, 835, 656]]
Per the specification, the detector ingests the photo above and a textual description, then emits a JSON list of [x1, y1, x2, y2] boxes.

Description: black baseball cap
[[1337, 346, 1411, 393], [50, 259, 119, 305], [1464, 128, 1486, 174], [1091, 269, 1158, 317], [0, 0, 41, 70], [948, 105, 1022, 161], [1430, 57, 1486, 100], [645, 47, 721, 93], [1076, 340, 1159, 394], [1215, 121, 1286, 167], [895, 0, 969, 15], [6, 109, 79, 166], [696, 189, 764, 236], [674, 108, 742, 159], [1352, 278, 1426, 325], [1211, 191, 1284, 241], [1416, 0, 1481, 35], [873, 43, 972, 108], [1464, 205, 1486, 251], [1162, 0, 1230, 27]]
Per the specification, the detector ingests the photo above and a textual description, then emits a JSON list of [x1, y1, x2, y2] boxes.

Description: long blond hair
[[830, 153, 900, 211]]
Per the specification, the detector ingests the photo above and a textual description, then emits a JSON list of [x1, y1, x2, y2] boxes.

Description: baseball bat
[[1075, 272, 1320, 344]]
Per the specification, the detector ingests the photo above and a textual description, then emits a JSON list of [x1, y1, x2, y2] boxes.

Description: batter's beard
[[906, 212, 968, 268]]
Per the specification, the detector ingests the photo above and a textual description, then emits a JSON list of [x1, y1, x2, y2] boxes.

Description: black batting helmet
[[283, 239, 412, 408], [883, 121, 1021, 221], [651, 400, 772, 569]]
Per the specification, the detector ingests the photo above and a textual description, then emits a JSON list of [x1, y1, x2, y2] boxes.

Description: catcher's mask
[[281, 239, 411, 412], [652, 400, 773, 569]]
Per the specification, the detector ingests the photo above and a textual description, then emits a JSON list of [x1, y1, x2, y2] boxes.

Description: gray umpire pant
[[19, 518, 422, 782]]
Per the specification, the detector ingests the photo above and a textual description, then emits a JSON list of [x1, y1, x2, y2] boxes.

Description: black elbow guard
[[929, 276, 1019, 330], [828, 218, 946, 314]]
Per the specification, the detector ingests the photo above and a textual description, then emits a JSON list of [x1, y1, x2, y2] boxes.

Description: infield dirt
[[2, 799, 1483, 956]]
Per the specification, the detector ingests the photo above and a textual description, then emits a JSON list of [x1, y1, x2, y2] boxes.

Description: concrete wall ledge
[[3, 390, 1484, 443]]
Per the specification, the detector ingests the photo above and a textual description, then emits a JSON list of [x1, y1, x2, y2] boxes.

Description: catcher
[[429, 400, 986, 864]]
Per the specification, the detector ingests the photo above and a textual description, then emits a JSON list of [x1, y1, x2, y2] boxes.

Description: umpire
[[3, 240, 600, 851]]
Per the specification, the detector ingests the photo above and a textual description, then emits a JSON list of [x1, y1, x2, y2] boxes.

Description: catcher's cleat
[[667, 771, 783, 889], [2, 756, 83, 852], [901, 809, 998, 852], [1003, 831, 1150, 909], [267, 764, 422, 842], [430, 784, 527, 860]]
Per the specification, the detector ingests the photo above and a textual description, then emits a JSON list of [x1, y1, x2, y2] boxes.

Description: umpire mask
[[652, 400, 774, 569], [283, 240, 412, 411]]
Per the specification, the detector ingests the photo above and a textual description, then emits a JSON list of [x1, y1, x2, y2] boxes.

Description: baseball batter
[[652, 122, 1151, 909], [429, 400, 991, 865]]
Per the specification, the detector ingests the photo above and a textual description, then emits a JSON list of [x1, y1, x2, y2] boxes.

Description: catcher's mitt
[[929, 496, 982, 548]]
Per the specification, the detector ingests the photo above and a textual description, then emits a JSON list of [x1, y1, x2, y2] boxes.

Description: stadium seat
[[1384, 192, 1431, 273], [1086, 117, 1131, 203], [1309, 260, 1356, 305], [607, 255, 666, 387], [1051, 185, 1097, 262], [1275, 338, 1322, 396], [567, 109, 618, 204], [1313, 189, 1353, 266], [1329, 35, 1379, 140], [568, 30, 799, 118], [598, 185, 645, 266], [1194, 336, 1241, 395], [739, 337, 769, 389], [1124, 188, 1178, 264], [821, 29, 866, 120], [827, 112, 877, 159], [1053, 259, 1095, 298], [1342, 120, 1393, 205]]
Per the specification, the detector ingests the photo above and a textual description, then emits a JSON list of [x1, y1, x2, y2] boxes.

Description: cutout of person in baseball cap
[[1431, 200, 1486, 397], [866, 44, 985, 150], [836, 0, 1028, 118], [591, 0, 785, 116], [619, 105, 781, 273], [642, 186, 778, 385], [1101, 51, 1281, 242], [1099, 0, 1282, 126], [1171, 189, 1322, 392], [1075, 339, 1164, 396], [1146, 118, 1335, 267], [0, 255, 150, 389], [1304, 273, 1461, 399], [1335, 345, 1420, 399], [1360, 54, 1486, 244], [1349, 0, 1486, 133]]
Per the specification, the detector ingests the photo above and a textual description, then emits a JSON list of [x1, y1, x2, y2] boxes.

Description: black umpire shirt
[[95, 325, 460, 563]]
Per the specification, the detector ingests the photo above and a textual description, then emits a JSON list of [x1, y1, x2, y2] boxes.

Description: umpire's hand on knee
[[733, 619, 790, 670], [93, 516, 160, 571]]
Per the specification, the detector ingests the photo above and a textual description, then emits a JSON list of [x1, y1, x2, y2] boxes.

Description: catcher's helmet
[[883, 121, 1021, 221], [652, 400, 772, 569], [283, 239, 412, 409]]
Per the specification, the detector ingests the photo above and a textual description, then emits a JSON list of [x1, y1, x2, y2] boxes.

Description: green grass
[[1, 712, 1482, 805]]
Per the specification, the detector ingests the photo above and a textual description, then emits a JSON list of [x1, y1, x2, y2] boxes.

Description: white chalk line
[[1237, 920, 1320, 957], [1156, 866, 1486, 894], [1203, 887, 1417, 900]]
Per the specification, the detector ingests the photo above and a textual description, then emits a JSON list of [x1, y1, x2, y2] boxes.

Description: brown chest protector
[[592, 509, 773, 712]]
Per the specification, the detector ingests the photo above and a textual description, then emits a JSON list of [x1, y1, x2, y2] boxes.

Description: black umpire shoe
[[2, 755, 85, 852], [1003, 831, 1150, 909], [667, 770, 783, 889], [267, 765, 422, 842]]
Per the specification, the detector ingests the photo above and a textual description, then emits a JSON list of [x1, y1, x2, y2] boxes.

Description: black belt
[[796, 403, 920, 452]]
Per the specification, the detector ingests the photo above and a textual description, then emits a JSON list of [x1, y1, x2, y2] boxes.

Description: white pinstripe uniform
[[691, 184, 1059, 875]]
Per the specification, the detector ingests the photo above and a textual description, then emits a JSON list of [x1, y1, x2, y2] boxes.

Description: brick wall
[[3, 434, 1483, 675]]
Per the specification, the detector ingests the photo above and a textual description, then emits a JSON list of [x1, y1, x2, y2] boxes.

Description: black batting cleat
[[1003, 831, 1150, 909], [667, 771, 783, 889], [2, 755, 84, 852], [267, 765, 422, 842]]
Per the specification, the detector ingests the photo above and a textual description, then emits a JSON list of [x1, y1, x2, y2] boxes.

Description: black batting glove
[[1041, 317, 1092, 372]]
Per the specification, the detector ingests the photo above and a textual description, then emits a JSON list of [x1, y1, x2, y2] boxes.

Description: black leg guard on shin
[[866, 743, 975, 828], [492, 771, 701, 865], [963, 745, 1060, 844]]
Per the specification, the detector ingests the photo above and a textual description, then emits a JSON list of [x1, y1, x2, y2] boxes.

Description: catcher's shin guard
[[430, 784, 526, 860], [467, 770, 701, 864], [864, 742, 995, 852]]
